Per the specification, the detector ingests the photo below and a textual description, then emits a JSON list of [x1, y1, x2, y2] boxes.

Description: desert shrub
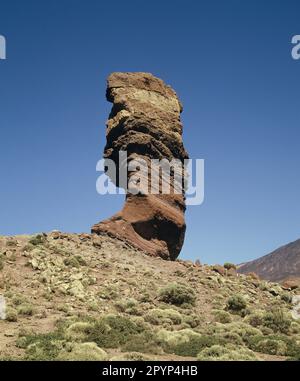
[[57, 342, 107, 361], [219, 331, 243, 346], [244, 310, 265, 327], [281, 293, 293, 304], [56, 304, 70, 313], [64, 257, 80, 268], [174, 270, 185, 277], [12, 294, 27, 306], [29, 234, 46, 246], [20, 331, 65, 360], [207, 321, 262, 347], [233, 325, 262, 342], [223, 263, 236, 270], [262, 309, 291, 334], [144, 308, 182, 326], [182, 314, 202, 328], [5, 307, 18, 322], [157, 329, 224, 357], [86, 315, 144, 348], [121, 331, 161, 354], [17, 303, 34, 316], [246, 333, 299, 357], [197, 345, 257, 361], [226, 295, 247, 313], [115, 298, 140, 315], [21, 243, 34, 253], [213, 310, 232, 324], [6, 239, 17, 247], [158, 283, 195, 306], [75, 255, 87, 266], [65, 322, 95, 341], [110, 352, 150, 361], [290, 321, 300, 334], [244, 309, 291, 334], [98, 286, 119, 300], [138, 291, 151, 303], [255, 339, 287, 356]]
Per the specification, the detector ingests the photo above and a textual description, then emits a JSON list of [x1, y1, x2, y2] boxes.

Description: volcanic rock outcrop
[[92, 72, 189, 260]]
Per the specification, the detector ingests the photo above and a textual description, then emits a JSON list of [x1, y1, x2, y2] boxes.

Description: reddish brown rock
[[211, 265, 226, 276], [92, 72, 189, 260], [281, 277, 300, 290]]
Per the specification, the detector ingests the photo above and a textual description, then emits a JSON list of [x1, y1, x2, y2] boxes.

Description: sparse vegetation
[[197, 345, 257, 361], [262, 309, 291, 334], [17, 303, 34, 316], [57, 342, 107, 361], [145, 308, 182, 326], [158, 283, 196, 306], [0, 233, 298, 361], [29, 234, 46, 246], [226, 294, 247, 313], [5, 307, 18, 322], [213, 310, 232, 324]]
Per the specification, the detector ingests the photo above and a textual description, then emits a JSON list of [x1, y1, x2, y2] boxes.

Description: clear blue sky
[[1, 0, 300, 265]]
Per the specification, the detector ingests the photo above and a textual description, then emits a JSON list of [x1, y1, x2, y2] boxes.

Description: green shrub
[[244, 310, 264, 327], [110, 352, 150, 361], [144, 308, 182, 326], [75, 255, 87, 266], [5, 307, 18, 322], [281, 293, 293, 304], [223, 263, 236, 270], [121, 331, 161, 354], [290, 321, 300, 334], [6, 239, 17, 247], [158, 283, 196, 306], [219, 331, 243, 346], [226, 295, 247, 313], [114, 298, 140, 315], [29, 234, 46, 246], [197, 345, 257, 361], [157, 329, 224, 357], [21, 331, 65, 360], [65, 322, 95, 341], [213, 310, 232, 324], [246, 334, 299, 357], [86, 315, 144, 348], [182, 314, 202, 328], [64, 257, 80, 268], [256, 339, 287, 356], [262, 309, 291, 334], [57, 342, 107, 361], [12, 294, 27, 306], [17, 303, 34, 316]]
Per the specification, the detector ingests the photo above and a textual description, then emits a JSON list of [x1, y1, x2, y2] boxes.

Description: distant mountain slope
[[238, 238, 300, 282]]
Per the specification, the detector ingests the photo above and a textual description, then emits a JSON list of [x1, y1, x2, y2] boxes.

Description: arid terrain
[[0, 232, 299, 361]]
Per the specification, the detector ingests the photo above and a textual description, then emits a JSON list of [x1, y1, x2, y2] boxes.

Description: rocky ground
[[0, 232, 299, 361]]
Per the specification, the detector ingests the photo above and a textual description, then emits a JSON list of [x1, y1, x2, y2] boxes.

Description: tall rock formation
[[92, 72, 189, 260]]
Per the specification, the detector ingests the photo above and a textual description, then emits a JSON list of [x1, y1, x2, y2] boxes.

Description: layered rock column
[[92, 72, 189, 260]]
